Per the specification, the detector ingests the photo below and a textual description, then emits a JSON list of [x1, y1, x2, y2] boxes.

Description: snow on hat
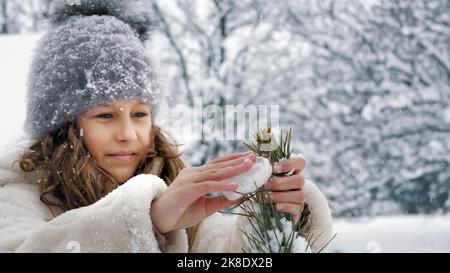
[[24, 0, 162, 138]]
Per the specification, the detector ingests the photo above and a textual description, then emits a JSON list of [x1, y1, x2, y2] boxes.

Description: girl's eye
[[134, 112, 148, 118], [95, 113, 113, 119]]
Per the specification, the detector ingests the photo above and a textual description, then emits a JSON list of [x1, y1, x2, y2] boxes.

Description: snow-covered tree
[[150, 0, 285, 164], [0, 0, 46, 34], [283, 0, 450, 216]]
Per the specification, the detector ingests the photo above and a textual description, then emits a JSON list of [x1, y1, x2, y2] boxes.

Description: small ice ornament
[[221, 157, 273, 201]]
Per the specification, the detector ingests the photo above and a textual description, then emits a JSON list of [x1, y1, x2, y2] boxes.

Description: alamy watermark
[[160, 97, 280, 141]]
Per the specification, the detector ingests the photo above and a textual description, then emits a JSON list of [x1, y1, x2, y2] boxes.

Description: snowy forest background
[[0, 0, 449, 252]]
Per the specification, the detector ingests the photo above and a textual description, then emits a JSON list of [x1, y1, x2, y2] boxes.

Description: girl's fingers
[[178, 154, 256, 185], [195, 156, 256, 181], [275, 202, 304, 217], [264, 173, 305, 191], [199, 153, 256, 172], [273, 156, 307, 174], [265, 189, 306, 204], [192, 181, 239, 199], [206, 151, 253, 165]]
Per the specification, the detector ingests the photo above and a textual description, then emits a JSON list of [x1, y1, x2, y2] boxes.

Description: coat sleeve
[[189, 179, 333, 253], [0, 172, 188, 253]]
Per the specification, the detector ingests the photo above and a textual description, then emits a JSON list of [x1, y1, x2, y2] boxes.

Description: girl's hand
[[150, 151, 256, 233], [264, 156, 307, 222]]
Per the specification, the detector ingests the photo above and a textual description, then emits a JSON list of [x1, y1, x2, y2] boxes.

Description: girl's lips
[[108, 154, 136, 161]]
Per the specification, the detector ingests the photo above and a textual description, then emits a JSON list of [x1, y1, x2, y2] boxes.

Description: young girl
[[0, 0, 333, 253]]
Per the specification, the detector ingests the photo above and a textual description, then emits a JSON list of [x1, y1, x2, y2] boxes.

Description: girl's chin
[[113, 174, 134, 184], [106, 168, 136, 183]]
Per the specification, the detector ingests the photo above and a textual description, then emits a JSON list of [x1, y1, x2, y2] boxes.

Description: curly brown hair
[[16, 122, 185, 212]]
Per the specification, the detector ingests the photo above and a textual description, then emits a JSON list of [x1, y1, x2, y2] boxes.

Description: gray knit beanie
[[24, 0, 162, 138]]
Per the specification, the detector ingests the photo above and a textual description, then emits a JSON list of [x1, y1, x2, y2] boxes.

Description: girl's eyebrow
[[97, 102, 148, 107], [90, 103, 150, 113]]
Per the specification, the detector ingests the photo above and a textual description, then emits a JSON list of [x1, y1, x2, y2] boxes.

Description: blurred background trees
[[0, 0, 46, 34]]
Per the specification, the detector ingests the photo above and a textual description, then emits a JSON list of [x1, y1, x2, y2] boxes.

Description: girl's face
[[76, 100, 152, 184]]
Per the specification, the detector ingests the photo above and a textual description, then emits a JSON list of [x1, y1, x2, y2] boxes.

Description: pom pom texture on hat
[[48, 0, 155, 42]]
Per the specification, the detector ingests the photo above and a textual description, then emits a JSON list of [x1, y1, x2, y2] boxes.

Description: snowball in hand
[[221, 156, 273, 201]]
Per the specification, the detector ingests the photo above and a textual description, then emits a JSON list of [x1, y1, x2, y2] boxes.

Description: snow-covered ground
[[1, 34, 449, 253], [328, 215, 450, 253]]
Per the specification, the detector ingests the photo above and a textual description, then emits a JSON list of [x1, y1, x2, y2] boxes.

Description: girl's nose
[[115, 118, 138, 142]]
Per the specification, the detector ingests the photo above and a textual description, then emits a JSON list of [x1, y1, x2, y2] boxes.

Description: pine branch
[[221, 126, 335, 252]]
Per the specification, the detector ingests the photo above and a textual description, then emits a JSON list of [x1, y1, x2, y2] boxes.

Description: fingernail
[[241, 157, 252, 165], [244, 151, 253, 155], [246, 153, 256, 160], [229, 182, 238, 188], [274, 163, 283, 173]]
